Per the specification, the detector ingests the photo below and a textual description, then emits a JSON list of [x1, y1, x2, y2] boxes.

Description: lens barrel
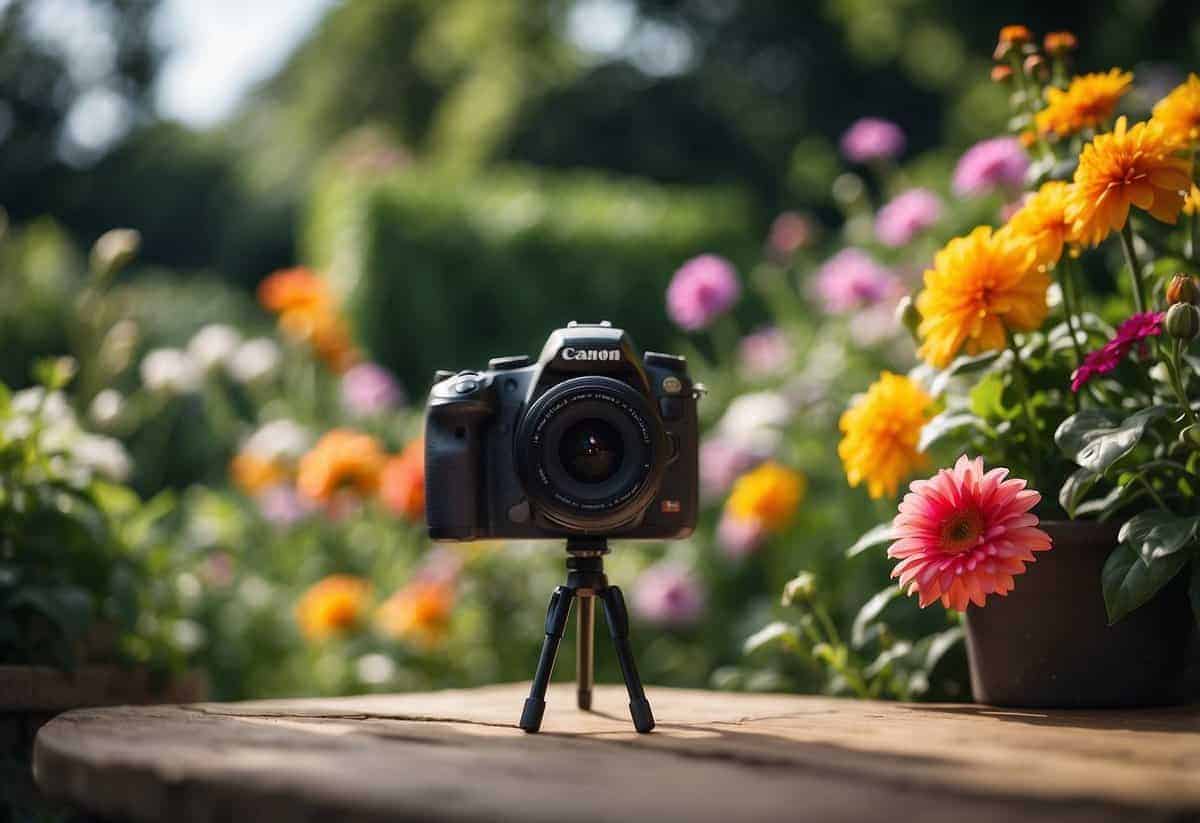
[[515, 376, 667, 531]]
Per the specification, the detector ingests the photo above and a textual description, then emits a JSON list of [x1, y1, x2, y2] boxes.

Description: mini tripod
[[519, 537, 654, 733]]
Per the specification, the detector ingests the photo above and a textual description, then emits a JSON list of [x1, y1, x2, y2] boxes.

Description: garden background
[[2, 0, 1198, 714]]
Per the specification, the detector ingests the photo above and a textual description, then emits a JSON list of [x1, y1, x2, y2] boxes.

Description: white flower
[[717, 391, 793, 453], [242, 419, 311, 462], [228, 338, 281, 384], [89, 389, 124, 427], [72, 434, 133, 481], [12, 388, 75, 425], [140, 348, 201, 394], [356, 653, 396, 685], [186, 324, 242, 372]]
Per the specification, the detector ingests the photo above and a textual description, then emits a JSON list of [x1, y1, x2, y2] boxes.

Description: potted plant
[[828, 26, 1200, 707]]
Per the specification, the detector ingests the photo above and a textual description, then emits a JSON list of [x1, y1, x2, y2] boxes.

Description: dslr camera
[[425, 322, 700, 541]]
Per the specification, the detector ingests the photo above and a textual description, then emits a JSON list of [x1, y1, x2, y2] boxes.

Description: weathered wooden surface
[[33, 683, 1200, 822]]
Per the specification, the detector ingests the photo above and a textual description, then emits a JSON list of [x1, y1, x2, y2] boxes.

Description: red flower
[[1071, 311, 1164, 392]]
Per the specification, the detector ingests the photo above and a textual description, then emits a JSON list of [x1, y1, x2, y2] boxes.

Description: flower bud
[[998, 25, 1033, 46], [1165, 302, 1200, 341], [1022, 54, 1048, 82], [781, 572, 816, 607], [90, 228, 141, 280], [990, 65, 1013, 83], [895, 294, 922, 340], [1165, 273, 1199, 306], [1043, 31, 1078, 56]]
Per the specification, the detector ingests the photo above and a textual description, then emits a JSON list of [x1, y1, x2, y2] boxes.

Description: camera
[[424, 322, 700, 541]]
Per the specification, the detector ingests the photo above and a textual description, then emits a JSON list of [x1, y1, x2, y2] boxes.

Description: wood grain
[[32, 683, 1200, 822]]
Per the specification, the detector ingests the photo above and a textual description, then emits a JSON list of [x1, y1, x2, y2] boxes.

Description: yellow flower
[[838, 372, 932, 500], [725, 462, 805, 532], [1152, 73, 1200, 147], [1184, 184, 1200, 216], [297, 429, 386, 503], [1036, 69, 1132, 138], [1006, 181, 1077, 268], [915, 226, 1049, 368], [1068, 116, 1194, 246], [376, 580, 455, 648], [230, 453, 288, 495], [296, 575, 371, 641]]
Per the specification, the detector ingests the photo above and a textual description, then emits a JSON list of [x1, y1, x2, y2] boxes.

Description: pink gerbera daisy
[[888, 456, 1052, 611]]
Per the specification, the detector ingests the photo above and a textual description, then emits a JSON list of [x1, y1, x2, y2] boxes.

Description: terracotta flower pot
[[964, 520, 1195, 708]]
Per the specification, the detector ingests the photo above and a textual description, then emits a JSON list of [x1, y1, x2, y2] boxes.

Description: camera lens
[[558, 418, 623, 484]]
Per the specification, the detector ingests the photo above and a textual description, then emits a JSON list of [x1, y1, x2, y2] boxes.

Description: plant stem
[[1007, 337, 1043, 481], [1056, 258, 1084, 409], [1119, 222, 1147, 314], [1166, 338, 1198, 426]]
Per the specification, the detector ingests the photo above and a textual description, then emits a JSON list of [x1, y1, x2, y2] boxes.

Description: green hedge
[[303, 164, 758, 392]]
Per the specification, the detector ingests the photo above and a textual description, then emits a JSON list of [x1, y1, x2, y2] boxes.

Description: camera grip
[[424, 407, 486, 540]]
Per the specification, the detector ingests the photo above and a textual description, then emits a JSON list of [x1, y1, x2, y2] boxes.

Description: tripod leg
[[520, 585, 575, 733], [599, 586, 655, 733], [576, 595, 595, 710]]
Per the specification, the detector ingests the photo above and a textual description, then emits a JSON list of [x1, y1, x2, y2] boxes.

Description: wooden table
[[32, 683, 1200, 822]]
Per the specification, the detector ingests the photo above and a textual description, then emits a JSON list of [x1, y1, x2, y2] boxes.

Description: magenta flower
[[718, 513, 766, 559], [766, 212, 813, 260], [341, 362, 404, 416], [952, 137, 1029, 197], [738, 326, 793, 378], [666, 254, 741, 330], [840, 117, 906, 164], [700, 436, 764, 501], [1071, 312, 1164, 392], [258, 485, 316, 527], [632, 562, 705, 627], [875, 189, 942, 247], [812, 248, 901, 314]]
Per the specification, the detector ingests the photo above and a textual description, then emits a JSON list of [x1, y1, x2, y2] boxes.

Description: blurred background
[[0, 0, 1198, 715]]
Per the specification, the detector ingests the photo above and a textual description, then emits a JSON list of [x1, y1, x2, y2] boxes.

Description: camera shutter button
[[455, 379, 479, 394]]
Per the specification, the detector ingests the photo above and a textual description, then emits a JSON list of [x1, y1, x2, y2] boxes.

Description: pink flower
[[666, 254, 741, 330], [632, 563, 705, 627], [258, 485, 316, 527], [1071, 311, 1164, 392], [766, 212, 813, 260], [700, 436, 764, 500], [812, 248, 901, 314], [718, 513, 766, 559], [888, 456, 1052, 611], [341, 363, 404, 416], [738, 326, 793, 378], [875, 189, 942, 247], [952, 137, 1030, 197], [841, 118, 906, 164]]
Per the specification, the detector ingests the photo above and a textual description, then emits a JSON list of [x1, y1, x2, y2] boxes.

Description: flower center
[[940, 510, 984, 554]]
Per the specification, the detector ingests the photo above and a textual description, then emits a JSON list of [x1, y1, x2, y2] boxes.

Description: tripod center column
[[576, 594, 595, 711]]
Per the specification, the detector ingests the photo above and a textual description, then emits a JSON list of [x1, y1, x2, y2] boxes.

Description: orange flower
[[838, 372, 932, 500], [1006, 181, 1076, 268], [296, 575, 371, 640], [1152, 73, 1200, 147], [258, 267, 329, 315], [998, 25, 1032, 45], [1036, 69, 1132, 138], [230, 453, 288, 495], [1068, 117, 1193, 246], [724, 462, 806, 532], [916, 226, 1049, 367], [380, 439, 425, 522], [376, 580, 455, 648], [1043, 31, 1077, 56], [1184, 184, 1200, 216], [297, 429, 386, 503]]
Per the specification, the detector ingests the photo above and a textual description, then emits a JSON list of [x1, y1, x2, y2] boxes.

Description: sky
[[153, 0, 339, 127]]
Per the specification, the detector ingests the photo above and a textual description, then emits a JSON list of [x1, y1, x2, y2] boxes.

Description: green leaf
[[1119, 511, 1200, 565], [8, 584, 94, 645], [1101, 543, 1190, 624], [918, 411, 984, 453], [851, 585, 902, 648], [846, 523, 893, 558], [1054, 409, 1122, 460], [1058, 467, 1100, 518], [923, 625, 965, 672], [1059, 407, 1171, 474], [929, 351, 1001, 396], [742, 621, 796, 655]]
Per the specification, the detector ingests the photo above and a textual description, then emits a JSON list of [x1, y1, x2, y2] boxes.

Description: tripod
[[519, 537, 655, 734]]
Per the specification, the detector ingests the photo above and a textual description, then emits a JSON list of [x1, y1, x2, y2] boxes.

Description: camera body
[[425, 322, 699, 541]]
